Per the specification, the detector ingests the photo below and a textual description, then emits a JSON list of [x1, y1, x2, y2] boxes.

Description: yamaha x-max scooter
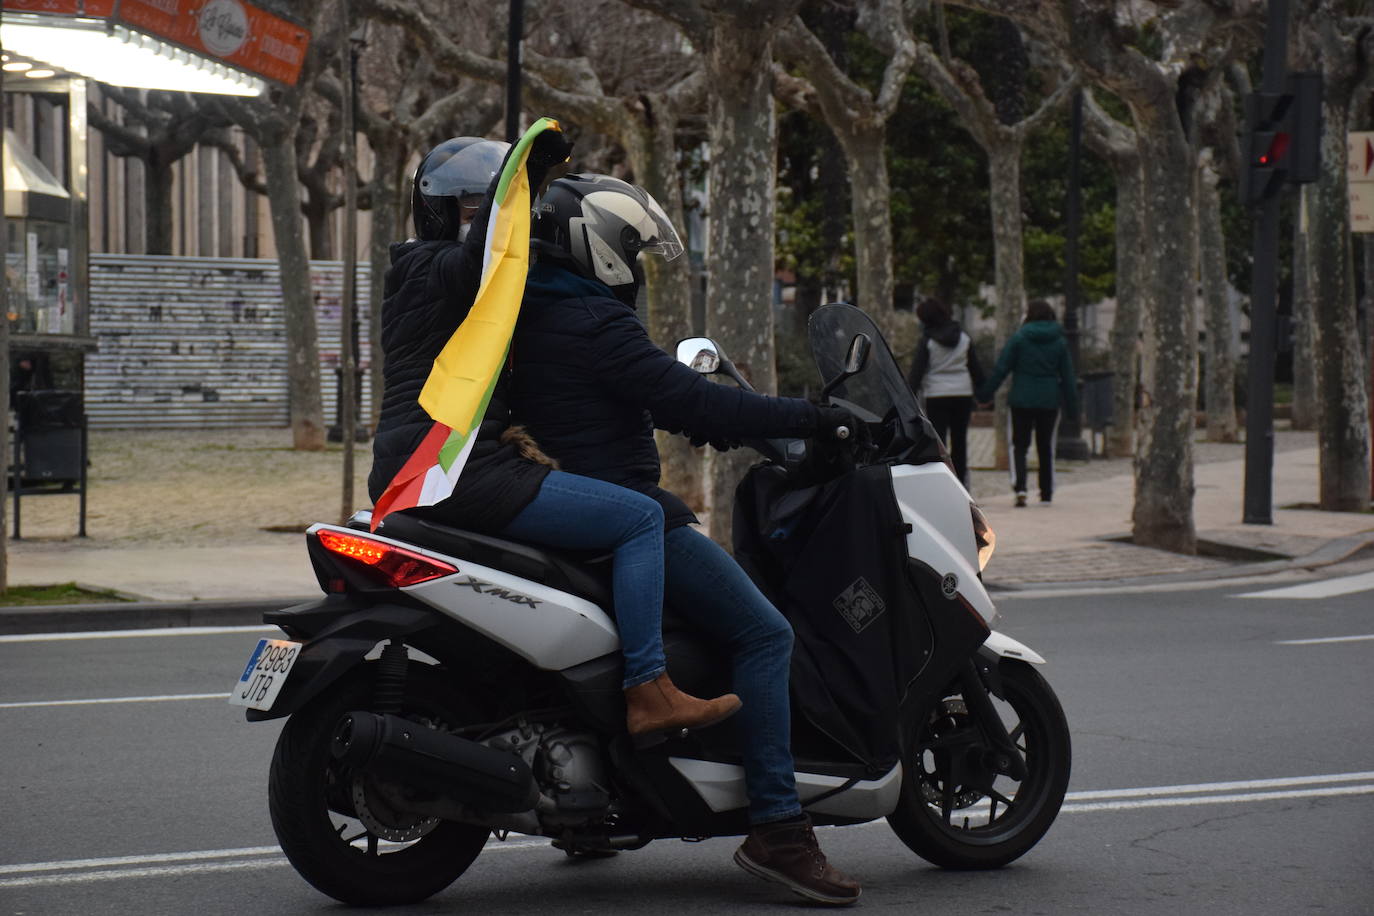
[[229, 303, 1070, 906]]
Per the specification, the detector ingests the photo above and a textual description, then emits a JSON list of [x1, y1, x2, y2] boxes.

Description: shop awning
[[1, 0, 310, 96]]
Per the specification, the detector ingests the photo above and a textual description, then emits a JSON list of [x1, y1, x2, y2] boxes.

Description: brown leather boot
[[623, 673, 741, 735], [734, 814, 861, 906]]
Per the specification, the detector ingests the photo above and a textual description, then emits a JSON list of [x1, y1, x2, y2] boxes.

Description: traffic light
[[1241, 72, 1323, 206]]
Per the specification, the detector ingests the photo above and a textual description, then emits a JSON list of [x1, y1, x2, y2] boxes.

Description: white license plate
[[228, 638, 302, 710]]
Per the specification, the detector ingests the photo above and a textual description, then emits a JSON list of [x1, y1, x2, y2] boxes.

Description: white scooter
[[230, 302, 1069, 906]]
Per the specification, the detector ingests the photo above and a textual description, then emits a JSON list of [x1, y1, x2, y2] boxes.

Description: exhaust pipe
[[332, 711, 539, 814]]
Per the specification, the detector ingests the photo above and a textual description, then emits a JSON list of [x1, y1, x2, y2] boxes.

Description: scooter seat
[[376, 512, 613, 610]]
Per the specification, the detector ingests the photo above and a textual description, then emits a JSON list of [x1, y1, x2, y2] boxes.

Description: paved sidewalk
[[7, 426, 1372, 612]]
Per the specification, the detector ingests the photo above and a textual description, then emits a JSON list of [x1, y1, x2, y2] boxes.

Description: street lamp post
[[506, 0, 523, 142], [1058, 90, 1090, 461]]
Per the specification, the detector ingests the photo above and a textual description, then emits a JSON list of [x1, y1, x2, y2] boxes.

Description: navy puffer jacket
[[509, 263, 821, 530], [368, 239, 549, 532]]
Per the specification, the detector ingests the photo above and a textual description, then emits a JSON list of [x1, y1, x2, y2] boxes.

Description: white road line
[[1234, 570, 1374, 600], [1060, 784, 1374, 812], [0, 625, 274, 644], [3, 773, 1370, 888], [1275, 634, 1374, 646], [0, 693, 231, 710], [0, 839, 549, 889], [1064, 770, 1374, 799]]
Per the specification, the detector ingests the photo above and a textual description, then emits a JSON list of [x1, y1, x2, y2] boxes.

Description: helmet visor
[[634, 189, 685, 261], [419, 140, 510, 200]]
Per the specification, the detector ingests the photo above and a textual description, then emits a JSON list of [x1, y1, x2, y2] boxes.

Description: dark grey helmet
[[411, 138, 510, 241], [532, 174, 683, 300]]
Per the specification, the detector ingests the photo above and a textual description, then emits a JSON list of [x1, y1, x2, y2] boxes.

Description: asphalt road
[[2, 560, 1372, 915]]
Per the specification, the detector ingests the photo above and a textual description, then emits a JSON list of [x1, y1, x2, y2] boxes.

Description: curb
[[988, 532, 1374, 593], [0, 597, 312, 636]]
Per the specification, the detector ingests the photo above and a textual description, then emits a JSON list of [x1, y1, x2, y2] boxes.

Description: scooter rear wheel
[[268, 661, 491, 905], [887, 659, 1070, 869]]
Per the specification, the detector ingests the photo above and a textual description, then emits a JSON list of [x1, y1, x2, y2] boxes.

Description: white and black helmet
[[532, 174, 683, 300]]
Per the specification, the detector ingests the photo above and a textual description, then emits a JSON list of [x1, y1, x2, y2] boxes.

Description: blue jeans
[[665, 525, 802, 825], [501, 471, 666, 689]]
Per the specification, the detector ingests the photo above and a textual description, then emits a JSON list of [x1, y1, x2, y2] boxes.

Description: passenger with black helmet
[[371, 138, 740, 739], [510, 173, 862, 906]]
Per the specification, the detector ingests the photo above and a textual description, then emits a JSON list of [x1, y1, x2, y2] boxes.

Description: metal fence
[[85, 253, 371, 429]]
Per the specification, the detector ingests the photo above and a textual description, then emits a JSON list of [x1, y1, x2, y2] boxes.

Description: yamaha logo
[[941, 573, 959, 599], [199, 0, 250, 58]]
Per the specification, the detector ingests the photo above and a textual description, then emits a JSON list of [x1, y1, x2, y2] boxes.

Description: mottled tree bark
[[1083, 92, 1144, 459], [1303, 28, 1372, 509], [1130, 100, 1198, 552], [1290, 186, 1318, 430], [987, 146, 1027, 471], [144, 158, 175, 255], [1199, 159, 1239, 442], [701, 10, 797, 546], [262, 128, 326, 451]]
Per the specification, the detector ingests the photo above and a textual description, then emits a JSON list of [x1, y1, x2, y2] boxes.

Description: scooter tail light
[[315, 529, 458, 588]]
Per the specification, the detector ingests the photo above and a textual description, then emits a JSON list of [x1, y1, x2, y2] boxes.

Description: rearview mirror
[[845, 334, 872, 375], [676, 337, 721, 375]]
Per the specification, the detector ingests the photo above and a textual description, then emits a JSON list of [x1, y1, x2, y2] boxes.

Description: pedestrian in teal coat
[[977, 300, 1079, 506]]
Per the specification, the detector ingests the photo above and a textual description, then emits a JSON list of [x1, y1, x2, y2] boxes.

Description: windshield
[[808, 303, 943, 464], [808, 304, 921, 420]]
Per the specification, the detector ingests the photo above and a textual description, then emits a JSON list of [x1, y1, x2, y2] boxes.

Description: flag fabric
[[371, 118, 563, 530]]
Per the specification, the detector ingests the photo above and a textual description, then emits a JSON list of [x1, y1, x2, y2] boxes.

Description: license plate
[[228, 638, 302, 710]]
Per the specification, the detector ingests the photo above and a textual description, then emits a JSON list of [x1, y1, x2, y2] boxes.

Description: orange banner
[[4, 0, 310, 87]]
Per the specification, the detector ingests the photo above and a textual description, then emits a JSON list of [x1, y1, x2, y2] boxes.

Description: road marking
[[0, 838, 548, 889], [1064, 770, 1374, 799], [1234, 570, 1374, 600], [0, 692, 231, 709], [3, 773, 1370, 888], [0, 625, 274, 644], [1275, 634, 1374, 645]]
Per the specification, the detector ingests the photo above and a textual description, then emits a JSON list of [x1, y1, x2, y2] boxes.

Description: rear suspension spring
[[373, 640, 409, 714]]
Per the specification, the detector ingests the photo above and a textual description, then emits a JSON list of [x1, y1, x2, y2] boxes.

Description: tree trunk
[[1290, 185, 1318, 430], [1308, 88, 1372, 510], [703, 15, 790, 547], [839, 123, 895, 327], [987, 143, 1027, 472], [1199, 162, 1239, 442], [306, 199, 334, 261], [628, 97, 706, 513], [1108, 158, 1144, 458], [1130, 105, 1197, 553], [368, 140, 404, 432], [144, 156, 175, 255], [262, 131, 325, 451]]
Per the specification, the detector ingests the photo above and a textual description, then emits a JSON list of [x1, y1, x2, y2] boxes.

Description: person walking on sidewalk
[[977, 299, 1079, 507], [907, 297, 985, 486]]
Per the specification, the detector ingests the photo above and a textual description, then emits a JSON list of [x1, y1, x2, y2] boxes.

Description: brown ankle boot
[[734, 814, 861, 906], [623, 673, 741, 735]]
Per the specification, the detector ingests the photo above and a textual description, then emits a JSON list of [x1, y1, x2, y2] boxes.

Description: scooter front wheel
[[887, 659, 1070, 869], [268, 661, 491, 905]]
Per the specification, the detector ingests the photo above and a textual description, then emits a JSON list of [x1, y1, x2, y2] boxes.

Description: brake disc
[[918, 698, 985, 810], [350, 775, 441, 843]]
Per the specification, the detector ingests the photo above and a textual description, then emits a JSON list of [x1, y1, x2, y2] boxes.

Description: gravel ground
[[15, 424, 1313, 547]]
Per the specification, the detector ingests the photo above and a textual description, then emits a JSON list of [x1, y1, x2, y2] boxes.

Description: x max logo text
[[454, 576, 542, 607]]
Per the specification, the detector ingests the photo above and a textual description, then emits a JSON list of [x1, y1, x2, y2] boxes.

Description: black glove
[[688, 431, 742, 451], [815, 405, 860, 441], [527, 127, 574, 196]]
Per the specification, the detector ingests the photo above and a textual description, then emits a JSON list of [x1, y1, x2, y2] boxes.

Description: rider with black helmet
[[511, 173, 862, 906], [371, 138, 740, 740]]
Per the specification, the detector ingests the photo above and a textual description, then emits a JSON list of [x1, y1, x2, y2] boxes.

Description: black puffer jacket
[[509, 263, 821, 530], [368, 237, 549, 533]]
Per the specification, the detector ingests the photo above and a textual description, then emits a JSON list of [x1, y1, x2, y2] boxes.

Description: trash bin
[[11, 389, 88, 537], [16, 389, 83, 482], [1081, 371, 1114, 433]]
